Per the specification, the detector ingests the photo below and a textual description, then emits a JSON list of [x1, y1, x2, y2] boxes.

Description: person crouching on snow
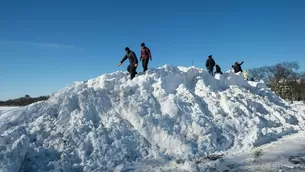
[[118, 47, 139, 80], [214, 64, 223, 74], [232, 61, 244, 73]]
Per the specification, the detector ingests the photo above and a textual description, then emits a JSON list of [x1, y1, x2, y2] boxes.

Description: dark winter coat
[[140, 47, 152, 60], [120, 51, 138, 65], [206, 58, 215, 71], [215, 64, 223, 74], [233, 61, 243, 73]]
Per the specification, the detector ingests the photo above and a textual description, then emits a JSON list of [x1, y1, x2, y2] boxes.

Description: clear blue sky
[[1, 0, 305, 100]]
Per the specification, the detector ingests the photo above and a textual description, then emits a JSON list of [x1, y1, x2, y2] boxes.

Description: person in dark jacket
[[206, 55, 215, 75], [214, 64, 223, 74], [232, 61, 244, 73], [140, 43, 152, 72], [118, 47, 139, 80]]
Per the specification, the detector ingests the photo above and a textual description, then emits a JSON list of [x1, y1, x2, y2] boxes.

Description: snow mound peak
[[1, 65, 304, 171]]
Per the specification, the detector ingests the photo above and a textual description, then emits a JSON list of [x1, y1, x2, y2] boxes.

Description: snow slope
[[0, 106, 19, 116], [292, 101, 305, 111], [0, 65, 305, 172], [127, 131, 305, 171]]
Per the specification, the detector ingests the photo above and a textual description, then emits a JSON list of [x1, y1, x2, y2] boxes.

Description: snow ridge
[[0, 65, 304, 171]]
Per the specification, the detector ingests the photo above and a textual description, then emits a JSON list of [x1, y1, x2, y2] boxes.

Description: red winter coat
[[140, 47, 152, 60]]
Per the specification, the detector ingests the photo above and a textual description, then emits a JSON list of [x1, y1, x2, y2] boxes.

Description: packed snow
[[292, 101, 305, 111], [213, 131, 305, 171], [0, 106, 19, 115], [0, 65, 305, 172], [128, 131, 305, 171]]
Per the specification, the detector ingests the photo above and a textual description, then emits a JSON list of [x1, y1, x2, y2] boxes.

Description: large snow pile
[[1, 65, 304, 172]]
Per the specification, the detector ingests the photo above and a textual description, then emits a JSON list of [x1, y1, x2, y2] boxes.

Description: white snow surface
[[0, 106, 20, 115], [292, 101, 305, 111], [213, 131, 305, 171], [0, 65, 305, 172], [0, 106, 20, 111]]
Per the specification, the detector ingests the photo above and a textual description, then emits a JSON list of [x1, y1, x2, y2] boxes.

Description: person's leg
[[142, 58, 148, 72], [142, 59, 146, 72], [127, 65, 131, 73], [130, 66, 137, 80], [144, 58, 149, 72]]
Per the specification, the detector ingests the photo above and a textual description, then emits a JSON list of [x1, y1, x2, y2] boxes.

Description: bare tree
[[249, 61, 303, 101], [272, 62, 299, 101], [298, 72, 305, 101], [248, 67, 267, 81]]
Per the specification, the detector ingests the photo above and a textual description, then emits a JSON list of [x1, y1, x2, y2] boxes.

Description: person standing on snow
[[118, 47, 139, 80], [140, 43, 152, 72], [206, 55, 216, 75], [233, 61, 244, 73]]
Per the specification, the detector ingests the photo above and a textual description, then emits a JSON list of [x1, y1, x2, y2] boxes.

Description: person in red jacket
[[140, 43, 152, 72]]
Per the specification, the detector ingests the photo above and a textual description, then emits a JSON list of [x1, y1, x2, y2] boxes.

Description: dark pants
[[142, 58, 149, 72], [208, 69, 213, 75], [127, 64, 137, 80]]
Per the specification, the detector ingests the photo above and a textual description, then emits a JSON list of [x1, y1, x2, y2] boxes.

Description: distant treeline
[[249, 61, 305, 102], [0, 95, 50, 106]]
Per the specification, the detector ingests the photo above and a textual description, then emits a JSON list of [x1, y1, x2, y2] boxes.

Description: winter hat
[[125, 47, 130, 51], [141, 43, 145, 46]]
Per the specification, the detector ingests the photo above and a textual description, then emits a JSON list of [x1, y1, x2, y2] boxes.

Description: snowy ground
[[213, 130, 305, 172], [0, 106, 20, 111], [0, 106, 20, 116], [122, 131, 305, 171], [292, 101, 305, 111], [0, 65, 305, 172]]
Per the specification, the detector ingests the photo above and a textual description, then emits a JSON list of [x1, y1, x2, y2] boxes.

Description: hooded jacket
[[120, 50, 138, 65], [206, 57, 215, 71]]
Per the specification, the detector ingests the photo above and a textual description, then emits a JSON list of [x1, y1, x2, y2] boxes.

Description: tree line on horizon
[[249, 61, 305, 102], [0, 95, 50, 106]]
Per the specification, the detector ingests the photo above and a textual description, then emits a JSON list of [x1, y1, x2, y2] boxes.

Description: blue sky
[[1, 0, 305, 100]]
